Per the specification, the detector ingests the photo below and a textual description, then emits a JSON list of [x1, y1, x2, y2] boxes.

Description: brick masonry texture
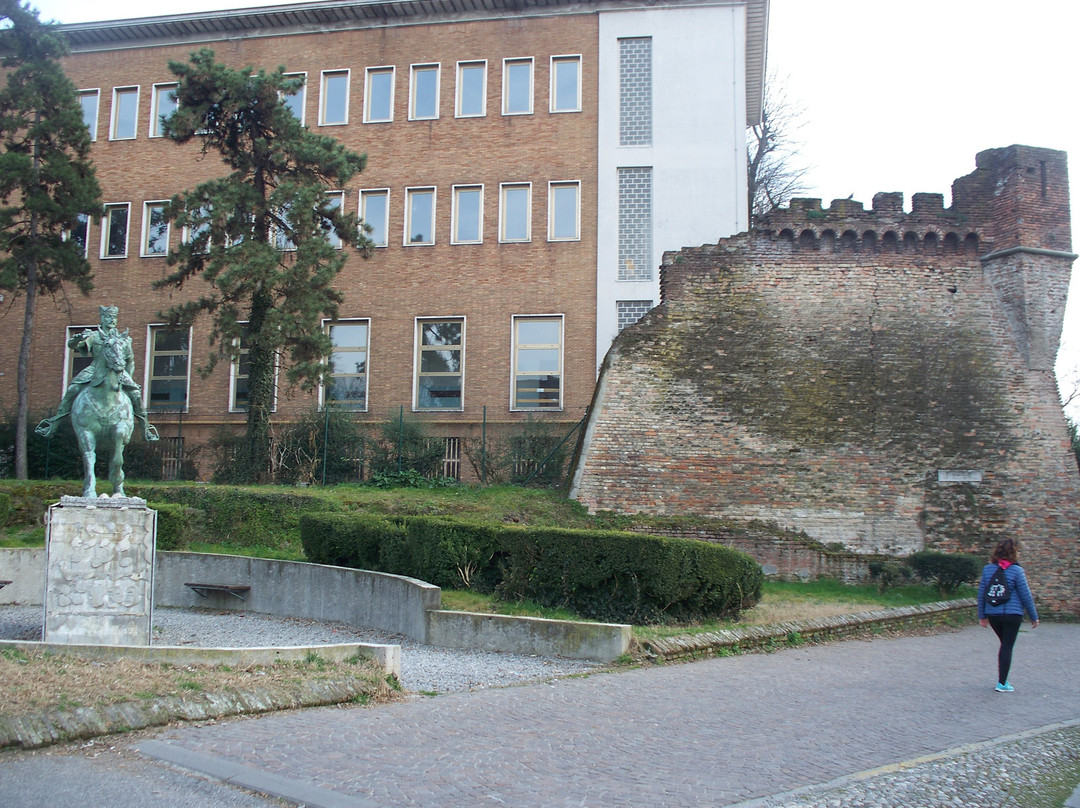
[[3, 14, 600, 467], [573, 146, 1080, 617]]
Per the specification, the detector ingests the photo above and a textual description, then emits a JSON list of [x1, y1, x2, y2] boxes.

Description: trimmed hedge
[[148, 502, 205, 551], [300, 513, 763, 624]]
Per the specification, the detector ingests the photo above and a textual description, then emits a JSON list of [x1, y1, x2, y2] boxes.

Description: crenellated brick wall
[[571, 146, 1080, 617]]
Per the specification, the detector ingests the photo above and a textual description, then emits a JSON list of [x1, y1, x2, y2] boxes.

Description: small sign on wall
[[937, 469, 982, 484]]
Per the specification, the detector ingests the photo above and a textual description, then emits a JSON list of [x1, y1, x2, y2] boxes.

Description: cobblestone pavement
[[115, 623, 1079, 808]]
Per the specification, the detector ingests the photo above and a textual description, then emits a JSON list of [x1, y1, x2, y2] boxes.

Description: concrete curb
[[0, 675, 393, 751], [639, 598, 975, 661]]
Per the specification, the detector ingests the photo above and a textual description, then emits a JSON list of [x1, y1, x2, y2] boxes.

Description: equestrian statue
[[36, 305, 159, 497]]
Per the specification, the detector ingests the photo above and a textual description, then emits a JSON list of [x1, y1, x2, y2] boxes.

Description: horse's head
[[101, 334, 127, 373]]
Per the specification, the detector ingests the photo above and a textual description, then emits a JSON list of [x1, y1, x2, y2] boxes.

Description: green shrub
[[0, 491, 11, 528], [907, 550, 982, 595], [299, 512, 763, 623], [300, 512, 404, 570], [150, 502, 204, 551], [867, 560, 913, 593]]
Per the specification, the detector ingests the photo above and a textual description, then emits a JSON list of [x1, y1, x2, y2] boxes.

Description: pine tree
[[0, 0, 103, 479], [158, 48, 373, 482]]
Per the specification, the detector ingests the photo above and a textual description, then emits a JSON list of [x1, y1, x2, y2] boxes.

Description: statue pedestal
[[44, 496, 157, 646]]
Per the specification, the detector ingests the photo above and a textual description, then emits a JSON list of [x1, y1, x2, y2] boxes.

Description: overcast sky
[[28, 0, 1080, 419]]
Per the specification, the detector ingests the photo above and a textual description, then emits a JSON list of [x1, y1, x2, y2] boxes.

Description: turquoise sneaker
[[995, 682, 1014, 692]]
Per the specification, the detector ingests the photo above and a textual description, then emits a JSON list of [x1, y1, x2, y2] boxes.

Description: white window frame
[[181, 205, 212, 253], [229, 327, 279, 413], [322, 318, 371, 412], [360, 188, 390, 247], [78, 89, 99, 141], [141, 201, 170, 257], [548, 181, 581, 241], [281, 71, 307, 124], [364, 66, 395, 123], [409, 63, 441, 120], [322, 191, 345, 249], [149, 82, 178, 138], [145, 324, 192, 413], [455, 60, 487, 118], [404, 186, 436, 246], [64, 213, 90, 258], [64, 324, 96, 391], [499, 183, 531, 243], [413, 316, 465, 412], [510, 314, 564, 411], [550, 54, 582, 113], [451, 184, 484, 245], [109, 86, 140, 140], [100, 203, 130, 259], [502, 57, 533, 115], [319, 69, 350, 126]]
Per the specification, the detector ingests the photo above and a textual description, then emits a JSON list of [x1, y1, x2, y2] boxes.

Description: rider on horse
[[36, 305, 160, 442]]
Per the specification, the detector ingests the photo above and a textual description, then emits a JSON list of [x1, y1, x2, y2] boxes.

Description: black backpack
[[986, 564, 1011, 607]]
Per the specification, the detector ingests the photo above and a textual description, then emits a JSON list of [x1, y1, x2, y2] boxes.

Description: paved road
[[2, 624, 1078, 807]]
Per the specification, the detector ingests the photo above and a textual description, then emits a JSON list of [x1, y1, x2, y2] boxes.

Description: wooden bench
[[0, 580, 11, 590], [184, 582, 251, 602]]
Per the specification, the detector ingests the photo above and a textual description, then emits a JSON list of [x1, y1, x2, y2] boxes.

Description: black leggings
[[988, 614, 1023, 684]]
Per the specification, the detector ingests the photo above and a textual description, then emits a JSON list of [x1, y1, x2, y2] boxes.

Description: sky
[[26, 0, 1080, 420]]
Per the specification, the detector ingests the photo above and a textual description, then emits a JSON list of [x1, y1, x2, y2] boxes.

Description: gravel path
[[0, 605, 602, 694]]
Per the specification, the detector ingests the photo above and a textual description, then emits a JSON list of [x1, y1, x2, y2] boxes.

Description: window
[[110, 86, 139, 140], [273, 203, 296, 251], [79, 90, 99, 140], [142, 202, 169, 256], [456, 61, 486, 117], [65, 325, 95, 386], [100, 203, 129, 258], [502, 58, 533, 115], [512, 316, 562, 409], [548, 181, 580, 241], [499, 183, 531, 242], [65, 213, 90, 257], [147, 326, 190, 411], [410, 63, 440, 120], [360, 189, 389, 247], [229, 331, 277, 412], [282, 72, 306, 123], [452, 185, 483, 244], [364, 67, 394, 123], [322, 191, 344, 249], [617, 299, 653, 331], [550, 55, 581, 113], [618, 166, 653, 280], [405, 187, 435, 245], [619, 37, 652, 146], [150, 83, 178, 137], [324, 320, 369, 410], [320, 70, 350, 125], [182, 205, 211, 253], [415, 319, 463, 410]]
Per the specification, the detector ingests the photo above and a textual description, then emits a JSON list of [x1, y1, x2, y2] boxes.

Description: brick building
[[1, 0, 767, 479], [570, 146, 1080, 616]]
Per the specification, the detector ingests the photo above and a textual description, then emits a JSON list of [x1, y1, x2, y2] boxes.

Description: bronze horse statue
[[70, 333, 135, 498]]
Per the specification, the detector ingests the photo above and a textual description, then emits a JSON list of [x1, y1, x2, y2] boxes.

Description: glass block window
[[617, 300, 653, 331], [618, 37, 652, 146], [617, 167, 652, 280]]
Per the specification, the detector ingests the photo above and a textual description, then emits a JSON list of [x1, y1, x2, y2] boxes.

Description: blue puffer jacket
[[977, 562, 1038, 621]]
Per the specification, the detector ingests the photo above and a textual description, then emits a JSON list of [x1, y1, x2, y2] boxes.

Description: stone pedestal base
[[44, 495, 157, 646]]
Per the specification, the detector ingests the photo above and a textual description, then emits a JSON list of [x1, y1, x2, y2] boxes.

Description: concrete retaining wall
[[1, 548, 631, 662], [427, 610, 631, 661]]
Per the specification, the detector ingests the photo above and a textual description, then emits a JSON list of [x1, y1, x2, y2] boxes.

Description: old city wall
[[572, 146, 1080, 616]]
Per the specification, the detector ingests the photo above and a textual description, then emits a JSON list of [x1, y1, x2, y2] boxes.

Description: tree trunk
[[15, 119, 42, 480], [244, 287, 274, 483]]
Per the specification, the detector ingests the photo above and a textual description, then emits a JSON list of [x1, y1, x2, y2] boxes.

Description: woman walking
[[978, 538, 1039, 692]]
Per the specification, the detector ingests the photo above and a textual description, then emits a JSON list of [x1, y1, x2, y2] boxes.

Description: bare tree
[[747, 70, 811, 222]]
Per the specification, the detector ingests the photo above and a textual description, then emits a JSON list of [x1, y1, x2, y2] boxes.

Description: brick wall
[[572, 146, 1080, 617]]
